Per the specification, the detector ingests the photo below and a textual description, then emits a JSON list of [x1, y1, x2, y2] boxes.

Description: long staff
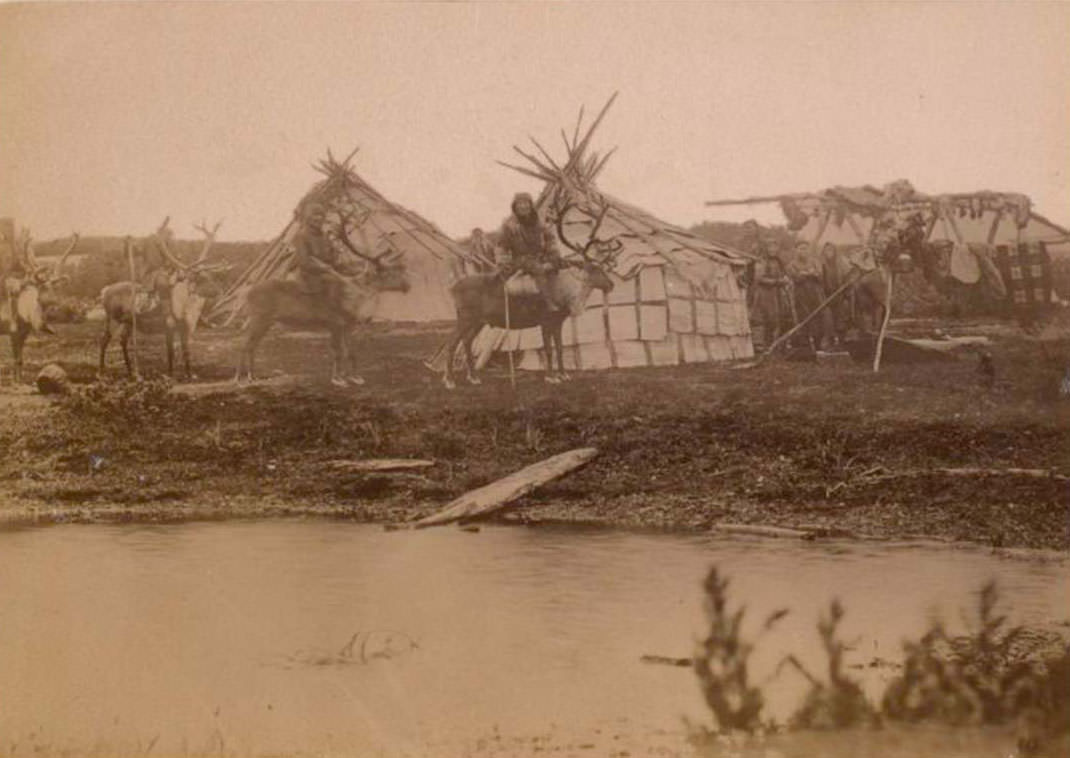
[[504, 274, 516, 390], [125, 237, 140, 378]]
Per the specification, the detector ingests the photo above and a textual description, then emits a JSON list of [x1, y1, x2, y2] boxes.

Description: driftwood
[[170, 375, 298, 397], [710, 523, 818, 540], [899, 336, 991, 352], [414, 447, 599, 528], [325, 459, 435, 472], [640, 654, 692, 667], [889, 467, 1068, 482]]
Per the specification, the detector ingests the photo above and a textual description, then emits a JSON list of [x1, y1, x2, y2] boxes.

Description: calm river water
[[1, 521, 1067, 757]]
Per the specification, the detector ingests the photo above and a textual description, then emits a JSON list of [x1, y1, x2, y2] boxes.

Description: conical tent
[[206, 150, 482, 327], [469, 96, 754, 371]]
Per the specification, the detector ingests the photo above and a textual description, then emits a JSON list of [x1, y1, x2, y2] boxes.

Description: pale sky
[[1, 1, 1068, 242]]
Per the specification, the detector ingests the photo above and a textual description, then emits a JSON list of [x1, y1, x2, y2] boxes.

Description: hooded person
[[789, 240, 833, 350], [496, 192, 564, 310], [751, 240, 789, 347], [290, 196, 357, 318]]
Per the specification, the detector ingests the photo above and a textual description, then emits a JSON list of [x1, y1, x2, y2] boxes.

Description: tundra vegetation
[[690, 567, 1070, 757]]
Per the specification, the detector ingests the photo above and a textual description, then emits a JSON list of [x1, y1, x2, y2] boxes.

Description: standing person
[[789, 240, 834, 350], [752, 241, 789, 347], [468, 228, 496, 272], [496, 192, 563, 310]]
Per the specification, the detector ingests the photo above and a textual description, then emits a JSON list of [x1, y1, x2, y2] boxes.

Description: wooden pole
[[125, 237, 140, 379], [986, 208, 1004, 245], [873, 267, 894, 372], [504, 276, 516, 390], [811, 209, 832, 250], [705, 193, 807, 208]]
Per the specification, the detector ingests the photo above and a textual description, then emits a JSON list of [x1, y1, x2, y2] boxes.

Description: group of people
[[748, 230, 837, 351]]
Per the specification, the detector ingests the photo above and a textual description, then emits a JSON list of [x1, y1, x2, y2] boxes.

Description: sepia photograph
[[1, 2, 1068, 756]]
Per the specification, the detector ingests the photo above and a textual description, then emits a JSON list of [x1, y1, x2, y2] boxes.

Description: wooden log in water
[[710, 523, 817, 540], [414, 447, 599, 528], [640, 654, 693, 667]]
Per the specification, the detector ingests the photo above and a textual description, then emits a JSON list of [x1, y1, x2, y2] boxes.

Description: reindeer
[[234, 208, 411, 387], [98, 219, 228, 380], [440, 194, 619, 389], [1, 230, 79, 383]]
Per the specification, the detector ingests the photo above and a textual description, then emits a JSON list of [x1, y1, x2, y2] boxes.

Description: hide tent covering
[[463, 94, 754, 372], [206, 150, 480, 327]]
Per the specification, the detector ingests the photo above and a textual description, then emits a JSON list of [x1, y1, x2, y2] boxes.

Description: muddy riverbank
[[1, 321, 1068, 550]]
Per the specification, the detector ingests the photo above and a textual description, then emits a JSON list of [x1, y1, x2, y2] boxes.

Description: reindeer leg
[[554, 321, 569, 381], [462, 325, 482, 385], [237, 318, 271, 383], [345, 331, 365, 386], [180, 326, 193, 381], [99, 318, 112, 379], [540, 324, 559, 384], [119, 323, 138, 380], [329, 328, 347, 388], [12, 324, 26, 384], [165, 326, 176, 378], [441, 324, 465, 390]]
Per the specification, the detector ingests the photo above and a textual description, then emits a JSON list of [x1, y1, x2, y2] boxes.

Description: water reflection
[[0, 522, 1065, 756]]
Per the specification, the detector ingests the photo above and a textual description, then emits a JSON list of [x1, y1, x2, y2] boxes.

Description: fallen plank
[[414, 447, 599, 528], [710, 523, 817, 540], [845, 335, 959, 365], [170, 375, 298, 397], [870, 467, 1068, 483], [934, 466, 1066, 480], [904, 336, 992, 353], [324, 459, 435, 472]]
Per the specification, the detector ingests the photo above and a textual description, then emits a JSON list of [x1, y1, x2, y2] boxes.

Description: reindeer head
[[329, 205, 411, 294], [549, 190, 621, 294], [153, 218, 231, 294], [3, 230, 79, 290]]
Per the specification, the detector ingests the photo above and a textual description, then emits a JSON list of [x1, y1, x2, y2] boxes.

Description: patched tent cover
[[207, 151, 479, 326]]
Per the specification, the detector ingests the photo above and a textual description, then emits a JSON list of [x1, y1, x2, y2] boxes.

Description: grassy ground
[[1, 317, 1068, 549]]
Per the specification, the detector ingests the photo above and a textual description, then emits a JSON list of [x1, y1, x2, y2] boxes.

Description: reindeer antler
[[153, 218, 228, 274], [334, 205, 395, 266], [15, 228, 40, 274], [191, 219, 224, 268], [552, 193, 619, 264], [46, 233, 80, 285], [153, 217, 189, 272]]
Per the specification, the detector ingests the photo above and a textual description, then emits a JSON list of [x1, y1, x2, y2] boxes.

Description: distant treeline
[[687, 220, 792, 252], [32, 236, 268, 300], [31, 218, 785, 302]]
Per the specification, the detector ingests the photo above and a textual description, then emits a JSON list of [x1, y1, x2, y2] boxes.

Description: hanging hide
[[949, 243, 981, 284]]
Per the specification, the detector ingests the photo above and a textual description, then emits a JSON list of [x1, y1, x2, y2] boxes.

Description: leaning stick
[[873, 267, 894, 372]]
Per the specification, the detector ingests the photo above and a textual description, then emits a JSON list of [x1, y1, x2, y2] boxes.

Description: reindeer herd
[[0, 188, 632, 392]]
